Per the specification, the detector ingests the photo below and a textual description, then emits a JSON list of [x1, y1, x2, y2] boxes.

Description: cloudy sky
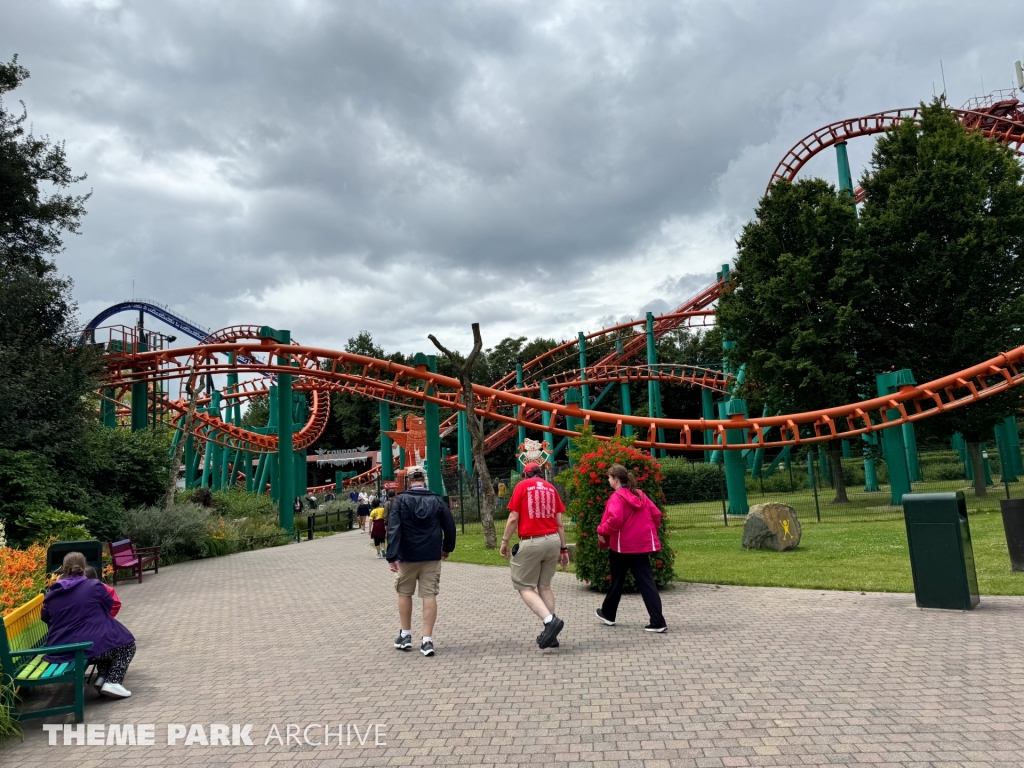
[[3, 0, 1023, 356]]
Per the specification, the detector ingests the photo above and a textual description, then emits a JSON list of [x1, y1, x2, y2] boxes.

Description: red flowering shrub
[[557, 428, 675, 591]]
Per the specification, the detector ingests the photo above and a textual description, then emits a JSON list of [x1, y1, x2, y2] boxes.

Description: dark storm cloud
[[3, 0, 1023, 352]]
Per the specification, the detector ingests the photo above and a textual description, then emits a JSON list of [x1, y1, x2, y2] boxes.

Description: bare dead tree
[[429, 323, 498, 548]]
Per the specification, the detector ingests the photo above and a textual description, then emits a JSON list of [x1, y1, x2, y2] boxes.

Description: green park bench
[[1, 593, 92, 723]]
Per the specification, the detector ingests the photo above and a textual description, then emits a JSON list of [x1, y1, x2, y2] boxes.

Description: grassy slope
[[447, 511, 1024, 595]]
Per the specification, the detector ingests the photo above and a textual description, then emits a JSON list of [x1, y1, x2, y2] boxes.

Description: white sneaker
[[100, 682, 131, 698]]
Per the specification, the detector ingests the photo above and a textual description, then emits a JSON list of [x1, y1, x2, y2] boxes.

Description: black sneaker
[[644, 624, 668, 633], [394, 632, 412, 650], [535, 632, 560, 648], [537, 615, 564, 649], [420, 640, 435, 656], [595, 608, 615, 626]]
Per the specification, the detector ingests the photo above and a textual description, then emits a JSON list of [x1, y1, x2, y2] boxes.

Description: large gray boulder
[[742, 502, 801, 551]]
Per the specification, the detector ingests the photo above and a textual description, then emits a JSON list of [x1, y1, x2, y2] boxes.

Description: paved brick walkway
[[6, 529, 1024, 767]]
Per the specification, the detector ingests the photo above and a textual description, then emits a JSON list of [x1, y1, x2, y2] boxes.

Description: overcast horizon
[[3, 1, 1023, 356]]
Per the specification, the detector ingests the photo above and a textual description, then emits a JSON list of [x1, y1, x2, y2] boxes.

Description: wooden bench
[[1, 594, 92, 723], [109, 539, 160, 585]]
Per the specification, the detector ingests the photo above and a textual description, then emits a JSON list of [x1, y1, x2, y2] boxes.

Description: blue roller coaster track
[[81, 298, 212, 343]]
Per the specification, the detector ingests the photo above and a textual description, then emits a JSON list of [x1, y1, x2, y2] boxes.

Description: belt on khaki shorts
[[519, 533, 558, 540]]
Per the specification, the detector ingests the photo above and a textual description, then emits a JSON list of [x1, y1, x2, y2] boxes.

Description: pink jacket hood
[[596, 487, 662, 554]]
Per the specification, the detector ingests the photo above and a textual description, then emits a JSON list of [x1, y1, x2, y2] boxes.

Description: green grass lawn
[[447, 511, 1024, 595]]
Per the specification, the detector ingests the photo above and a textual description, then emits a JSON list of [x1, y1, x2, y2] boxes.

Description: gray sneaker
[[394, 632, 412, 650]]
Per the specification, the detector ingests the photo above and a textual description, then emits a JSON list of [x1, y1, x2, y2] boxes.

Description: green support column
[[219, 446, 231, 490], [226, 354, 241, 426], [131, 381, 149, 432], [841, 440, 851, 459], [200, 430, 213, 489], [836, 141, 854, 197], [243, 450, 252, 491], [818, 445, 830, 487], [645, 312, 665, 458], [996, 422, 1018, 483], [130, 338, 149, 432], [876, 370, 914, 506], [701, 389, 714, 462], [751, 405, 768, 478], [539, 380, 553, 463], [718, 399, 749, 516], [379, 402, 395, 481], [902, 423, 922, 482], [293, 387, 308, 500], [614, 340, 633, 438], [565, 388, 583, 467], [1007, 416, 1024, 475], [419, 354, 444, 494], [260, 326, 294, 532], [457, 410, 470, 476], [515, 363, 528, 468], [578, 333, 590, 409], [252, 453, 266, 493], [101, 389, 117, 428]]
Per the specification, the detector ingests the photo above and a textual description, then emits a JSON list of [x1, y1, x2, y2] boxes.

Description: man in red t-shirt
[[500, 462, 569, 648]]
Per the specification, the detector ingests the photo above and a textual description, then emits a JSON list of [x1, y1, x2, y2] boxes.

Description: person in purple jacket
[[42, 552, 137, 699], [594, 464, 667, 633]]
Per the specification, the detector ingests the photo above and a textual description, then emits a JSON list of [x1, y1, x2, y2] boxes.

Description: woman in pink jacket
[[595, 464, 667, 632]]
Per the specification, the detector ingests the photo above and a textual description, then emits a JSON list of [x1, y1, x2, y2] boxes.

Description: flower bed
[[0, 541, 48, 617]]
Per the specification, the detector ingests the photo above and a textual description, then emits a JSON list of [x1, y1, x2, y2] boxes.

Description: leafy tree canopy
[[717, 177, 865, 416], [857, 99, 1024, 440]]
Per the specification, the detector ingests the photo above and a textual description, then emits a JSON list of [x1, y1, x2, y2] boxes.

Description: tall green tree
[[858, 100, 1024, 493], [717, 178, 865, 502], [0, 56, 97, 461]]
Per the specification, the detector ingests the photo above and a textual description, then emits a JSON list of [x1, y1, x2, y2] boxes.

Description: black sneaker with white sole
[[537, 615, 564, 649], [644, 624, 668, 633], [394, 632, 412, 650], [595, 608, 615, 626], [420, 640, 435, 656]]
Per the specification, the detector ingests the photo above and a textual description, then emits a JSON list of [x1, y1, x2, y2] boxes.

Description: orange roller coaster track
[[103, 339, 1024, 454], [95, 95, 1024, 488]]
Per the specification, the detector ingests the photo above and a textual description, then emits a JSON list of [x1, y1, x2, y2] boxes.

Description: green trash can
[[903, 492, 979, 610], [47, 540, 103, 577]]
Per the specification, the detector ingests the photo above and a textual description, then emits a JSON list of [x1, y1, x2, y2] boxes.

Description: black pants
[[90, 641, 136, 685], [601, 551, 666, 628]]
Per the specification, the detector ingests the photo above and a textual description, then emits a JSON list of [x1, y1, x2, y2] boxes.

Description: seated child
[[85, 566, 121, 617]]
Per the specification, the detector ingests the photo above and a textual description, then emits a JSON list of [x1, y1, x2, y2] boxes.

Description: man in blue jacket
[[386, 467, 457, 656]]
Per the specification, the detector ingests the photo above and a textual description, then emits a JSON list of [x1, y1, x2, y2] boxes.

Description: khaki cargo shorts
[[394, 560, 442, 598], [510, 533, 560, 592]]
